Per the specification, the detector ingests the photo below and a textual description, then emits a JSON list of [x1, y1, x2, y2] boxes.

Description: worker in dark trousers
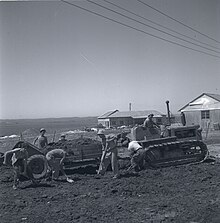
[[97, 130, 119, 179], [127, 141, 146, 172]]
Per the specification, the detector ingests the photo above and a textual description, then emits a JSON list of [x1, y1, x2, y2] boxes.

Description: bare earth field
[[1, 120, 220, 222]]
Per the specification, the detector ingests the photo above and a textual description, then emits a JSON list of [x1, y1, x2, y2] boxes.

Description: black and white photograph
[[0, 0, 220, 222]]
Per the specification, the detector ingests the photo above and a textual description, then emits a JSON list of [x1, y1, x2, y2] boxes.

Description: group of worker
[[3, 113, 159, 189], [96, 113, 160, 178], [33, 129, 73, 183], [3, 128, 73, 189], [96, 129, 146, 179]]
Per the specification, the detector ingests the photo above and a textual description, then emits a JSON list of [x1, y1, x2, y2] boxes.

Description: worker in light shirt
[[46, 149, 73, 183], [127, 141, 146, 172]]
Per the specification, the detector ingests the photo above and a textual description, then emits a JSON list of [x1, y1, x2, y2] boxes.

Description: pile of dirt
[[45, 137, 102, 156]]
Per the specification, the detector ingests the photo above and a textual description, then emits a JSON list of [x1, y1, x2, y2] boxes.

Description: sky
[[0, 0, 220, 119]]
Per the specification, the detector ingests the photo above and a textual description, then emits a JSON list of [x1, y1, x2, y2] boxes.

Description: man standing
[[97, 130, 119, 179], [33, 128, 48, 150]]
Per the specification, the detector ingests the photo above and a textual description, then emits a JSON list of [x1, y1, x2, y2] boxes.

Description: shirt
[[46, 149, 65, 160], [106, 138, 117, 152], [128, 141, 142, 153], [35, 136, 48, 149], [143, 118, 158, 128], [11, 148, 28, 165], [101, 136, 117, 153]]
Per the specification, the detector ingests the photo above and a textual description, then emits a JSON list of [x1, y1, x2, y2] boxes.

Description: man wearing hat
[[33, 128, 48, 150], [116, 131, 130, 148], [97, 130, 119, 179], [59, 133, 67, 142], [143, 114, 160, 135], [58, 133, 68, 151]]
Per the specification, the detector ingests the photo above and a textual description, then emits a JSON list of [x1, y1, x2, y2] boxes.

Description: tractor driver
[[143, 114, 160, 135]]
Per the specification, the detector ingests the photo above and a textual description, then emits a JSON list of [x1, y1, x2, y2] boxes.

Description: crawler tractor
[[131, 101, 208, 168]]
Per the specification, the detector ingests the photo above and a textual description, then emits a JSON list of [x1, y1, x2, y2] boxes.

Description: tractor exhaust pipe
[[166, 100, 171, 126]]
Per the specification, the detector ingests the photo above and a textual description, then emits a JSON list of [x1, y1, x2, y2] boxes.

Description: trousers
[[130, 148, 146, 171], [99, 148, 119, 177]]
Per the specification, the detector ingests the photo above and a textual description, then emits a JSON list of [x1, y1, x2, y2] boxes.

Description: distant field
[[0, 117, 99, 153], [0, 117, 98, 136]]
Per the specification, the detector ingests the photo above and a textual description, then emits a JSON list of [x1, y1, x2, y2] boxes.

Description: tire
[[27, 154, 48, 180]]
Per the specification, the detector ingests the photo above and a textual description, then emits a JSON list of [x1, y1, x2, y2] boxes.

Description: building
[[98, 110, 166, 128], [97, 110, 118, 128], [179, 93, 220, 131]]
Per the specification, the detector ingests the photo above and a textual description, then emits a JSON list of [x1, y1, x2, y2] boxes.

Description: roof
[[179, 93, 220, 111], [108, 110, 164, 119], [206, 93, 220, 102], [98, 110, 118, 119]]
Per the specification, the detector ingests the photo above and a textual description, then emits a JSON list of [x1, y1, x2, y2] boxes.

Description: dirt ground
[[1, 133, 220, 223]]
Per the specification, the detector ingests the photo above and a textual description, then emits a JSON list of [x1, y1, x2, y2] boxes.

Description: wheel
[[27, 154, 48, 180]]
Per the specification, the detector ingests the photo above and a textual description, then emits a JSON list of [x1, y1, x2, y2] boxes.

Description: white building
[[179, 93, 220, 131]]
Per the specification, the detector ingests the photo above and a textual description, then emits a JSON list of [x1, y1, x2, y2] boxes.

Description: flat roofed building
[[98, 110, 166, 128]]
